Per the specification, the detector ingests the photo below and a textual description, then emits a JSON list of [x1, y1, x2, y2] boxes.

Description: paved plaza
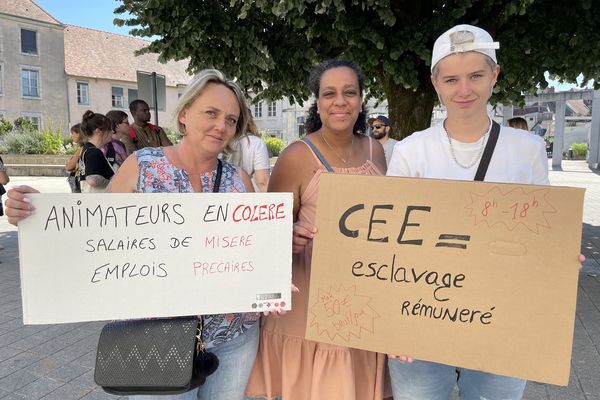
[[0, 161, 599, 399]]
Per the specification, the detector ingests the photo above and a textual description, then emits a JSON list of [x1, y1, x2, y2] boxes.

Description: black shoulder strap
[[301, 137, 334, 172], [474, 121, 500, 182], [212, 159, 223, 193]]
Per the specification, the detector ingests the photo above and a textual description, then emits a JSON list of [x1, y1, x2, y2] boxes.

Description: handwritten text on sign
[[306, 174, 584, 386], [18, 193, 293, 324]]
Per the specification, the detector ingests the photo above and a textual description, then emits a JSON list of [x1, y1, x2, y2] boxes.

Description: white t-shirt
[[387, 123, 549, 185], [239, 135, 271, 191]]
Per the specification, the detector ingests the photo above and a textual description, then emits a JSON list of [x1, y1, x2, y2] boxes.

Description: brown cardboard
[[306, 173, 584, 386]]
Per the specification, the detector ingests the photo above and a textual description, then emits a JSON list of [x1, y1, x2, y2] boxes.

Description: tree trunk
[[384, 82, 437, 140]]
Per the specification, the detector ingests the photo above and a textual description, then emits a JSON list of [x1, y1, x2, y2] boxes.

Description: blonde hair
[[431, 30, 497, 78], [173, 69, 250, 153]]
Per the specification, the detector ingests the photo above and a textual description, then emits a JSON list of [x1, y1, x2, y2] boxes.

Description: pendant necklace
[[320, 131, 354, 164], [443, 118, 492, 169]]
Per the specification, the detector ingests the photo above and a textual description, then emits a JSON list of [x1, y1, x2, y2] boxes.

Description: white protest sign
[[18, 192, 293, 324]]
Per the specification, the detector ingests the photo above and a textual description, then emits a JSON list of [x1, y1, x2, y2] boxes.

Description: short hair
[[305, 59, 368, 135], [106, 110, 129, 132], [80, 110, 111, 138], [129, 99, 149, 114], [507, 117, 529, 130], [432, 53, 497, 79], [173, 69, 249, 152]]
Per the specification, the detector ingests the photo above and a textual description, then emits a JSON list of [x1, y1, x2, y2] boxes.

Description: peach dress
[[246, 138, 388, 400]]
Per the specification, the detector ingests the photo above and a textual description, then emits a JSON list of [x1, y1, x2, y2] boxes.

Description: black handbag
[[94, 317, 220, 395], [94, 160, 224, 395]]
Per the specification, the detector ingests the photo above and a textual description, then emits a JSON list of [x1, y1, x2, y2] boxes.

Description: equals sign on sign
[[435, 234, 470, 249]]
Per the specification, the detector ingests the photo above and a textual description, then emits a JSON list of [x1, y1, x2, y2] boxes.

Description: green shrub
[[40, 129, 63, 154], [264, 137, 286, 156], [0, 118, 12, 136], [164, 127, 180, 144], [13, 117, 35, 133], [570, 142, 588, 157], [5, 130, 46, 154], [4, 129, 63, 154]]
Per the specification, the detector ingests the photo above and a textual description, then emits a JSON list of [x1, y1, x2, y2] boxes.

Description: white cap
[[431, 24, 499, 71]]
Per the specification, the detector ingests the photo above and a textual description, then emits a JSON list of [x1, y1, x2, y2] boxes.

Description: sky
[[34, 0, 132, 36], [34, 0, 593, 92]]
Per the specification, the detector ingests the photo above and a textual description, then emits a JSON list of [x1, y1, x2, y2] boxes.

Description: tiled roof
[[64, 25, 192, 87], [566, 99, 591, 116], [0, 0, 61, 25]]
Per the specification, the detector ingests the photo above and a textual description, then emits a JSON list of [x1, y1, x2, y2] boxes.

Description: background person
[[246, 59, 388, 400], [101, 110, 129, 171], [507, 116, 529, 130], [386, 24, 549, 400], [369, 115, 397, 164], [225, 113, 271, 192], [128, 99, 173, 150], [65, 123, 83, 193], [6, 69, 259, 400], [0, 154, 9, 218], [106, 110, 136, 155], [78, 111, 115, 193]]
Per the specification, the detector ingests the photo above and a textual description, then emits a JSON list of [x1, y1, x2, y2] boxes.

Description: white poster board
[[18, 192, 293, 324]]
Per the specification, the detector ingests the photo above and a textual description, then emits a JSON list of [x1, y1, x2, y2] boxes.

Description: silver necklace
[[320, 131, 354, 164], [443, 119, 492, 169]]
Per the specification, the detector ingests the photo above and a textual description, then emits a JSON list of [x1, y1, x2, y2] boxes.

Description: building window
[[254, 101, 262, 118], [128, 88, 138, 104], [21, 68, 40, 97], [112, 87, 124, 108], [21, 29, 38, 55], [268, 101, 276, 117], [21, 113, 41, 130], [77, 81, 89, 105]]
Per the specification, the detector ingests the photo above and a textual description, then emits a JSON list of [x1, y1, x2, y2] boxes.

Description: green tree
[[115, 0, 600, 140]]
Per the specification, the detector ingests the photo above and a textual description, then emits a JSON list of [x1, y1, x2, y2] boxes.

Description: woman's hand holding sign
[[293, 221, 317, 253], [263, 284, 300, 317], [5, 185, 38, 226]]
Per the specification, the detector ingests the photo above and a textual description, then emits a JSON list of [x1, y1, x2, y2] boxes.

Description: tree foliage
[[115, 0, 600, 139]]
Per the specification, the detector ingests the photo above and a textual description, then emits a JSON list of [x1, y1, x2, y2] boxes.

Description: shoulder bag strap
[[212, 159, 223, 193], [301, 137, 334, 172], [474, 121, 500, 182]]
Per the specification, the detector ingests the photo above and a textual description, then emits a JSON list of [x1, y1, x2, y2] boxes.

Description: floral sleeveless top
[[135, 147, 260, 348]]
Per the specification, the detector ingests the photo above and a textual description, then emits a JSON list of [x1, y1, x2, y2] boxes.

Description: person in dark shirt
[[128, 100, 173, 150], [78, 110, 115, 192]]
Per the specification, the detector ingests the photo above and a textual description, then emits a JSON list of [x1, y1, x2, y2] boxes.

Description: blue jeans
[[132, 321, 259, 400], [388, 359, 526, 400]]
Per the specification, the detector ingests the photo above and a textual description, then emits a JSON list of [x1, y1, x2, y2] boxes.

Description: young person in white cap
[[385, 24, 549, 399]]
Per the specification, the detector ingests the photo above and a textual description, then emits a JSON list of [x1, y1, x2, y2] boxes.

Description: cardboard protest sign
[[306, 173, 584, 385], [18, 192, 292, 324]]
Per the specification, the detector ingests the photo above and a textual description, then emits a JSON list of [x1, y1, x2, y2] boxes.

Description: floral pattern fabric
[[135, 147, 259, 348]]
